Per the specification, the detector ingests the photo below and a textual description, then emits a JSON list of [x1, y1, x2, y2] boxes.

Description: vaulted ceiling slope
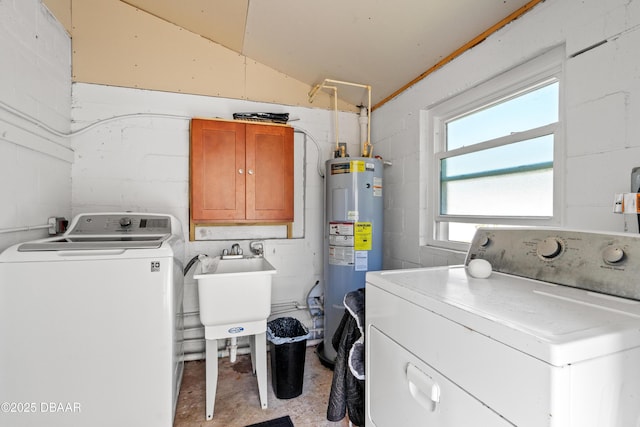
[[46, 0, 540, 108], [122, 0, 537, 107]]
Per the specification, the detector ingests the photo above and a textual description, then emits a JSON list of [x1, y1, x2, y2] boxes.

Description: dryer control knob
[[603, 246, 625, 264], [478, 235, 490, 247], [537, 237, 562, 259], [119, 217, 132, 228]]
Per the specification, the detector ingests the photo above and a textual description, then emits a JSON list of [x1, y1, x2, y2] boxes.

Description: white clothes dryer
[[0, 213, 185, 427], [366, 228, 640, 427]]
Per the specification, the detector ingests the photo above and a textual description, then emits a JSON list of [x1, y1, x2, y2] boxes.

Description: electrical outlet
[[48, 217, 68, 235], [48, 217, 57, 235]]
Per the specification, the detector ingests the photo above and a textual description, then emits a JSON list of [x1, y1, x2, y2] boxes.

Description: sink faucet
[[231, 243, 241, 255]]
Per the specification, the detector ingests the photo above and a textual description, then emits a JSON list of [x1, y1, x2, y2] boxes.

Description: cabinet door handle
[[238, 169, 244, 174], [248, 169, 254, 175]]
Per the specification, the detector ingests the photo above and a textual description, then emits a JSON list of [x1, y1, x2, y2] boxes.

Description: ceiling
[[121, 0, 536, 108]]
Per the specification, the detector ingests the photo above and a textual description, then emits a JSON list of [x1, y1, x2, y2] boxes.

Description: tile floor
[[174, 345, 351, 427]]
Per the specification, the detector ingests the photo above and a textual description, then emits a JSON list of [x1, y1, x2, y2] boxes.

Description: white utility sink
[[194, 255, 276, 338], [194, 254, 276, 420]]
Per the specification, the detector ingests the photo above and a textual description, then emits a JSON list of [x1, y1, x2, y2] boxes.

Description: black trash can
[[267, 317, 310, 399]]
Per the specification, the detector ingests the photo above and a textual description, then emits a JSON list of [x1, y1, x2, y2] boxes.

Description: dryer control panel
[[467, 227, 640, 301]]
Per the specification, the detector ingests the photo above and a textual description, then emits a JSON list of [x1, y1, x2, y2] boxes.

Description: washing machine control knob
[[537, 237, 562, 259], [119, 217, 132, 228], [478, 235, 490, 247], [603, 246, 625, 264]]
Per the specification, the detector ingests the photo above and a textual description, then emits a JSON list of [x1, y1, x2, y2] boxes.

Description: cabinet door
[[245, 124, 294, 221], [190, 119, 246, 221]]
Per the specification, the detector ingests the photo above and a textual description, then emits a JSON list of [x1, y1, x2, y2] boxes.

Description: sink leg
[[250, 334, 257, 374], [205, 338, 218, 420], [255, 332, 268, 409]]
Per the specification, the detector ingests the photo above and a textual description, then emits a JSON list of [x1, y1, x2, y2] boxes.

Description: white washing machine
[[366, 228, 640, 427], [0, 213, 185, 427]]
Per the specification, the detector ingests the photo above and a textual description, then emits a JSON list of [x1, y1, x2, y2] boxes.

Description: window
[[426, 47, 564, 250]]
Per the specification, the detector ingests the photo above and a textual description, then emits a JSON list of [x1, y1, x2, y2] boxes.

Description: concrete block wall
[[8, 0, 639, 322], [0, 0, 72, 251], [373, 0, 640, 269], [71, 82, 361, 352]]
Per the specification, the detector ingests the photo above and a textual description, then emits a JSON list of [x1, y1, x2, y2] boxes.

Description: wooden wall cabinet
[[190, 118, 294, 225]]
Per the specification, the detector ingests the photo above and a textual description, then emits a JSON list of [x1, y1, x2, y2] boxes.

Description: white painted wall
[[70, 82, 361, 352], [0, 0, 72, 252], [373, 0, 640, 269]]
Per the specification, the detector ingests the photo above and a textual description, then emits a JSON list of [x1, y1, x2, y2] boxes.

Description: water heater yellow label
[[351, 160, 365, 173], [354, 222, 372, 250]]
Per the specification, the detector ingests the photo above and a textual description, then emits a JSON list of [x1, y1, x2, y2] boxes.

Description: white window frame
[[425, 46, 565, 252]]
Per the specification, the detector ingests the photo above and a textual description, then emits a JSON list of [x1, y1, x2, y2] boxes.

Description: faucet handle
[[250, 241, 264, 256], [222, 248, 229, 256]]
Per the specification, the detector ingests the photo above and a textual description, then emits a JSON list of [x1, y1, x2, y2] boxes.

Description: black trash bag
[[267, 317, 310, 344]]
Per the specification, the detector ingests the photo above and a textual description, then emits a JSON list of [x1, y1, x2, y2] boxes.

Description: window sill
[[419, 244, 468, 267]]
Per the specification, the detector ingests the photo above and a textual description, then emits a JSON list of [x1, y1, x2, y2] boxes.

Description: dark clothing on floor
[[327, 288, 365, 426]]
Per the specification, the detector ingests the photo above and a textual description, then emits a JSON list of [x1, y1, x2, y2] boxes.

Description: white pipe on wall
[[182, 338, 323, 362], [182, 345, 252, 362], [327, 85, 339, 152], [359, 106, 368, 153], [308, 78, 372, 157], [0, 224, 50, 235]]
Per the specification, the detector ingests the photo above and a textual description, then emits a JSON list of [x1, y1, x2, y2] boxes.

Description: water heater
[[319, 157, 383, 364]]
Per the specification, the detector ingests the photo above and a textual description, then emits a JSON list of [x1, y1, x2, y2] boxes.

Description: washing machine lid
[[17, 235, 169, 251], [366, 266, 640, 366], [17, 213, 174, 251]]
